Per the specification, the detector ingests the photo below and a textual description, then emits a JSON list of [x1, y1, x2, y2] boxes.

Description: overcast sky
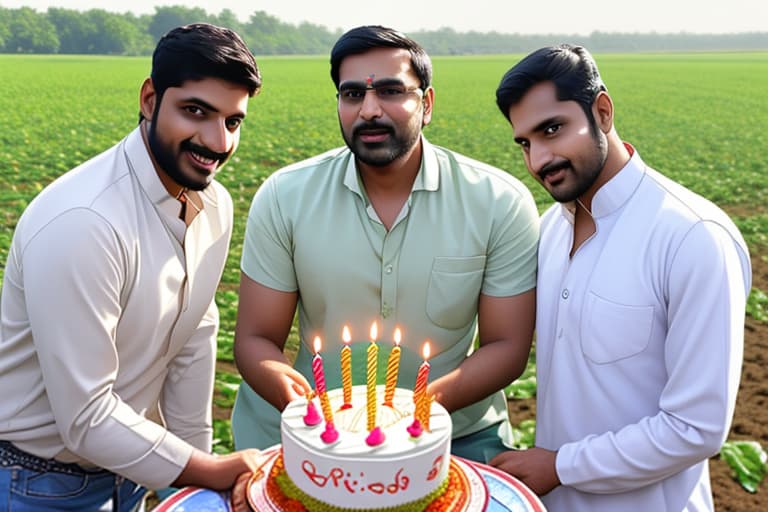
[[3, 0, 766, 35]]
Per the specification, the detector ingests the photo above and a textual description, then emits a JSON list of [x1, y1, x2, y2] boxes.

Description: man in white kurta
[[491, 44, 752, 511], [534, 146, 750, 510]]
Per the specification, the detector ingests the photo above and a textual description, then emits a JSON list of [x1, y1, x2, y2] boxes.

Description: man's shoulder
[[433, 144, 530, 193], [269, 147, 349, 181]]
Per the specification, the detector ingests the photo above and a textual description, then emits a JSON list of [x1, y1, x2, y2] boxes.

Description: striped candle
[[341, 326, 353, 409], [413, 342, 431, 425], [311, 336, 333, 424], [366, 322, 379, 432], [383, 327, 402, 406]]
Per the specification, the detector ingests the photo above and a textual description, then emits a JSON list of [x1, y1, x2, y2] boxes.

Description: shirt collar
[[123, 125, 219, 215], [560, 142, 646, 220], [124, 126, 173, 208], [342, 136, 440, 203]]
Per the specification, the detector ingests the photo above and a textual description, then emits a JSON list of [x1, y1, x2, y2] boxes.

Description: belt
[[0, 440, 108, 475], [0, 440, 126, 509]]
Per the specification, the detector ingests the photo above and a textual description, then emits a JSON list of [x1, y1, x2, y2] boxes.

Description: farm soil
[[211, 255, 768, 511]]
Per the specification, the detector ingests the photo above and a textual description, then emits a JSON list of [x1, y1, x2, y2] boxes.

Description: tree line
[[1, 5, 766, 55]]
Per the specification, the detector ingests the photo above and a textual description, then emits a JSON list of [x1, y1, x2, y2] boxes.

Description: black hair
[[496, 44, 606, 124], [330, 25, 432, 91], [139, 23, 261, 122]]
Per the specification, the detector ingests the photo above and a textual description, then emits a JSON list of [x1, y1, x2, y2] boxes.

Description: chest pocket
[[582, 291, 654, 364], [426, 256, 486, 330]]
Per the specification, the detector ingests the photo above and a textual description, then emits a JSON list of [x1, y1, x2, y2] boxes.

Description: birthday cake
[[247, 331, 489, 511], [248, 385, 488, 511]]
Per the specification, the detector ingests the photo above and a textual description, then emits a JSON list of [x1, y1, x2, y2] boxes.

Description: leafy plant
[[720, 440, 768, 493], [509, 419, 536, 450], [746, 288, 768, 324]]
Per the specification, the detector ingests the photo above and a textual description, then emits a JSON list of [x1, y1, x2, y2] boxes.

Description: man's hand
[[230, 470, 254, 512], [489, 447, 561, 496]]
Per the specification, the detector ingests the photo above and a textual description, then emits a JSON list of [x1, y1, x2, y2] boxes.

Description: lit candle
[[382, 327, 402, 407], [366, 322, 379, 432], [340, 326, 353, 410], [413, 341, 431, 425], [312, 336, 334, 424]]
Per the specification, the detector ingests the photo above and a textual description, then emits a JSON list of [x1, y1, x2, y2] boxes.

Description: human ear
[[139, 78, 157, 122], [421, 86, 435, 127], [593, 91, 614, 134]]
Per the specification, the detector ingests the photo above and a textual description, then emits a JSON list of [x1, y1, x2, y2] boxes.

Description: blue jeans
[[0, 441, 146, 511]]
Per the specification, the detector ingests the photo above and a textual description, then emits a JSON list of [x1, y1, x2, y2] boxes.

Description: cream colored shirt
[[0, 127, 233, 489], [232, 138, 539, 450]]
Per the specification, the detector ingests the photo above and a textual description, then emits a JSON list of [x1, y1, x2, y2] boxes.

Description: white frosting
[[281, 385, 452, 509]]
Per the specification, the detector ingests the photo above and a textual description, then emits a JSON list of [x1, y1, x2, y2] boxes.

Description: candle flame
[[422, 341, 431, 360], [369, 322, 378, 341], [313, 336, 322, 354], [393, 327, 402, 346], [342, 325, 351, 344]]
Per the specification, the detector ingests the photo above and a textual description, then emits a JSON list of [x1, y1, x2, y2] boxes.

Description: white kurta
[[535, 147, 751, 511], [0, 127, 233, 489]]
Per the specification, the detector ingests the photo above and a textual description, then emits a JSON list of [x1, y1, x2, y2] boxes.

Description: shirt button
[[561, 289, 569, 299], [385, 265, 393, 275]]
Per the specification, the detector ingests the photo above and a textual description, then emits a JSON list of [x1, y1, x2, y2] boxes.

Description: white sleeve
[[556, 221, 750, 493], [161, 297, 218, 452], [23, 208, 192, 489]]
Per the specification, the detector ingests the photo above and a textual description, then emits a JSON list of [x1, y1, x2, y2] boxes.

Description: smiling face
[[507, 81, 609, 204], [336, 47, 433, 169], [140, 76, 250, 192]]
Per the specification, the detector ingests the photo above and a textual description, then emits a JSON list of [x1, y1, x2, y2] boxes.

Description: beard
[[146, 103, 230, 191], [341, 119, 421, 167], [541, 127, 608, 203]]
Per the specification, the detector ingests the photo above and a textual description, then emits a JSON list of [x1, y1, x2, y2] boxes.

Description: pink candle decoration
[[413, 342, 431, 426], [340, 326, 353, 410], [382, 327, 402, 407], [407, 418, 423, 438], [321, 422, 339, 444], [303, 395, 322, 426], [366, 322, 379, 432], [365, 426, 386, 447], [311, 336, 334, 424]]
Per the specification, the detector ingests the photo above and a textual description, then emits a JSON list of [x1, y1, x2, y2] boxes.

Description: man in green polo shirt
[[231, 25, 539, 463]]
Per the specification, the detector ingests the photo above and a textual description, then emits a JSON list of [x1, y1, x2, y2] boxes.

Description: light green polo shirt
[[232, 138, 539, 450]]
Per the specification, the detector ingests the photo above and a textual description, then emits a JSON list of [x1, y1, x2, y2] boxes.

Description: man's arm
[[233, 273, 312, 412], [428, 289, 535, 413], [494, 221, 750, 495]]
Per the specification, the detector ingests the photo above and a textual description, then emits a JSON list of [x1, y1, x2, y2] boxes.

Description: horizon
[[2, 0, 767, 36]]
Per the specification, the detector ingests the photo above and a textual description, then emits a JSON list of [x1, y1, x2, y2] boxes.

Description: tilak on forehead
[[366, 74, 375, 86]]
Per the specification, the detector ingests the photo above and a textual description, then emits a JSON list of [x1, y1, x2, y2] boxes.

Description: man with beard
[[490, 44, 752, 511], [0, 24, 262, 511], [230, 25, 540, 464]]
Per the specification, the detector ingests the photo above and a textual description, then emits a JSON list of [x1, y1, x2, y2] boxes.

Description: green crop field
[[1, 53, 767, 460]]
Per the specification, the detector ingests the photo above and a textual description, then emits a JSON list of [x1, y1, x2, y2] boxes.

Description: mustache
[[353, 122, 394, 137], [181, 140, 229, 162], [537, 160, 571, 179]]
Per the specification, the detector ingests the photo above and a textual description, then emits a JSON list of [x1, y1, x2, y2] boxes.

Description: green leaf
[[509, 419, 536, 450], [720, 440, 768, 493]]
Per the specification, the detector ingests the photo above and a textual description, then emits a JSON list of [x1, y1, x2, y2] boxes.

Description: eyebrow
[[514, 116, 563, 144], [180, 96, 246, 118], [339, 77, 408, 90]]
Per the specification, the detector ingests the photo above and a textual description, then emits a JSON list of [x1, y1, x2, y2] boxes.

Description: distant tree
[[4, 7, 59, 53], [47, 7, 96, 53], [148, 5, 210, 43], [211, 8, 242, 35], [0, 8, 11, 51], [85, 9, 142, 55]]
